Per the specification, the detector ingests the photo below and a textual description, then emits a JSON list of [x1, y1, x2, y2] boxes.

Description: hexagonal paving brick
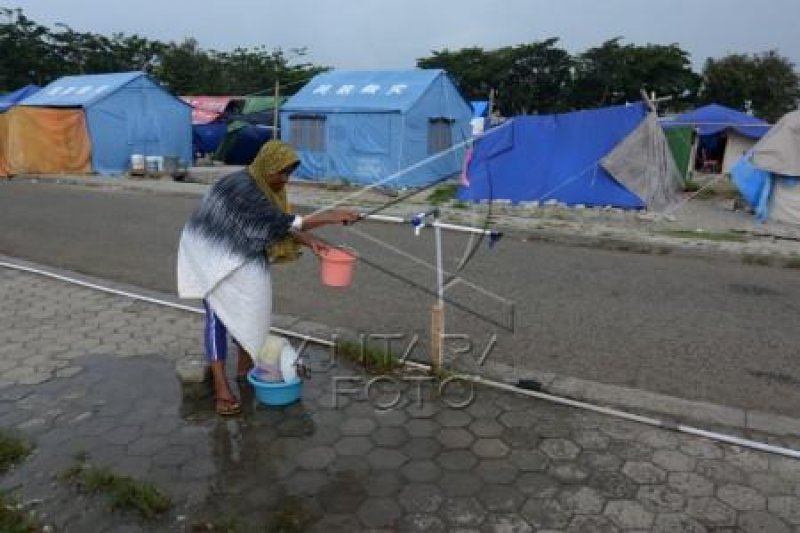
[[566, 515, 620, 533], [717, 484, 767, 511], [686, 496, 737, 526], [768, 496, 800, 525], [333, 436, 373, 456], [403, 437, 441, 459], [397, 513, 446, 532], [573, 430, 611, 451], [401, 460, 442, 483], [478, 484, 525, 513], [498, 410, 538, 429], [695, 459, 745, 485], [439, 471, 482, 497], [434, 408, 473, 428], [469, 418, 505, 438], [370, 426, 409, 448], [317, 479, 367, 514], [340, 417, 377, 436], [362, 470, 403, 497], [436, 428, 475, 449], [472, 438, 510, 459], [483, 513, 533, 533], [652, 449, 696, 472], [438, 449, 478, 471], [441, 497, 486, 527], [725, 448, 769, 472], [366, 448, 408, 469], [738, 510, 793, 533], [637, 485, 686, 513], [621, 461, 666, 485], [509, 449, 549, 472], [580, 451, 622, 472], [284, 470, 329, 496], [521, 498, 570, 530], [668, 472, 715, 497], [558, 486, 605, 515], [636, 428, 679, 449], [475, 460, 518, 484], [608, 440, 653, 461], [515, 472, 560, 498], [540, 438, 580, 460], [652, 513, 707, 533], [398, 483, 444, 513], [406, 418, 439, 437], [548, 463, 590, 483], [296, 446, 337, 470], [604, 500, 654, 529], [357, 497, 402, 528], [679, 438, 723, 459]]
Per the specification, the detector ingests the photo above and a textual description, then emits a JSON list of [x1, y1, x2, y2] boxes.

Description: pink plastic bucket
[[319, 247, 357, 287]]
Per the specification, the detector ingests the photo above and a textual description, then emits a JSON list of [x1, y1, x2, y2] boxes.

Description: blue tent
[[668, 104, 769, 139], [0, 85, 40, 112], [21, 72, 191, 175], [280, 69, 472, 187], [459, 102, 681, 209]]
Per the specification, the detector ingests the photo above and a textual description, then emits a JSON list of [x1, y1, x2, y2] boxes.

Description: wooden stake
[[273, 79, 280, 139], [431, 303, 444, 370]]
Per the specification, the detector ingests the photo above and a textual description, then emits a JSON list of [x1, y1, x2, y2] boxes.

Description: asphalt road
[[2, 180, 800, 417]]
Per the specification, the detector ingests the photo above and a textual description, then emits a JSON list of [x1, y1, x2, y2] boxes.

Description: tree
[[572, 38, 700, 110], [417, 46, 499, 101], [702, 51, 800, 122], [494, 38, 574, 114]]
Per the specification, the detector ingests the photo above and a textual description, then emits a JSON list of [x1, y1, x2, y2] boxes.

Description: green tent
[[664, 126, 695, 182], [242, 96, 286, 114]]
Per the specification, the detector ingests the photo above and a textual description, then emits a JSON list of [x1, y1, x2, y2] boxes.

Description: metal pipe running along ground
[[1, 259, 799, 460]]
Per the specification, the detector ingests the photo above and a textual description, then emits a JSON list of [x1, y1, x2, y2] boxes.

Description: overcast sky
[[12, 0, 799, 70]]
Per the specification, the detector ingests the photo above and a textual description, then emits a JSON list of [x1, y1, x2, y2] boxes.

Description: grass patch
[[657, 229, 746, 243], [427, 183, 458, 205], [450, 200, 468, 209], [742, 254, 771, 266], [784, 257, 800, 269], [0, 432, 31, 474], [267, 497, 315, 532], [0, 492, 40, 533], [336, 339, 400, 373], [60, 458, 171, 519]]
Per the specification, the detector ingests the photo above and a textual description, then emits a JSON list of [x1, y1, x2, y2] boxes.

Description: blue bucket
[[247, 370, 303, 406]]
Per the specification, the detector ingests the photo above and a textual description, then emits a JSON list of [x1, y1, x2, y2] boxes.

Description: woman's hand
[[309, 240, 330, 256], [302, 209, 361, 230]]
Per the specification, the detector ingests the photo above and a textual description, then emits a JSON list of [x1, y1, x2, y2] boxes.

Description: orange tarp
[[0, 107, 92, 177]]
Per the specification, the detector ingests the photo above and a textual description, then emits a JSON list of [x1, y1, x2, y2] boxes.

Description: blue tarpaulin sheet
[[0, 85, 40, 112], [668, 104, 769, 139], [458, 103, 648, 208]]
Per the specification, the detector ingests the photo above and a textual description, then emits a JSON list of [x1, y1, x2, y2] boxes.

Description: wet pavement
[[2, 266, 800, 532]]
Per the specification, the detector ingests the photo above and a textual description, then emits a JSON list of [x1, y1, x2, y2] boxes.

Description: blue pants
[[203, 300, 228, 362]]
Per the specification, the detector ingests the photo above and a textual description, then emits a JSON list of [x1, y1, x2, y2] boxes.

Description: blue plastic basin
[[247, 369, 303, 406]]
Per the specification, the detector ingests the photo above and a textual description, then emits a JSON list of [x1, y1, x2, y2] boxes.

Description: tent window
[[428, 117, 454, 154], [289, 114, 326, 151]]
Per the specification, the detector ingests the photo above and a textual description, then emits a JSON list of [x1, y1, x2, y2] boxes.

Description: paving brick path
[[1, 266, 800, 531]]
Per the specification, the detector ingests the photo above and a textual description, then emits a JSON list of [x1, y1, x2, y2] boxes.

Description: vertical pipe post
[[431, 221, 445, 370]]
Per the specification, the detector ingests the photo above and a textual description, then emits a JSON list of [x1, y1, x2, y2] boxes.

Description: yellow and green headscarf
[[248, 140, 303, 264]]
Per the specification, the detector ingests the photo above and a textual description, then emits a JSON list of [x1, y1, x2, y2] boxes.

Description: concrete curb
[[10, 174, 800, 269], [3, 253, 798, 439]]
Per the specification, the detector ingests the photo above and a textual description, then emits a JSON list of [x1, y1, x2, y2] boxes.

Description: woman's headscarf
[[248, 140, 303, 264]]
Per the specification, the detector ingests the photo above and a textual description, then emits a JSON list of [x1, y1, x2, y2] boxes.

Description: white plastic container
[[130, 154, 145, 171]]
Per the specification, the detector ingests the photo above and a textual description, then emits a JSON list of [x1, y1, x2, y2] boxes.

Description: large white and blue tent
[[280, 69, 472, 187], [22, 72, 191, 175]]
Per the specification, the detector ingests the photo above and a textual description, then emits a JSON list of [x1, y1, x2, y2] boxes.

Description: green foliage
[[61, 459, 172, 519], [0, 8, 327, 94], [0, 492, 39, 533], [0, 432, 30, 473], [701, 51, 800, 122], [427, 182, 459, 205]]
